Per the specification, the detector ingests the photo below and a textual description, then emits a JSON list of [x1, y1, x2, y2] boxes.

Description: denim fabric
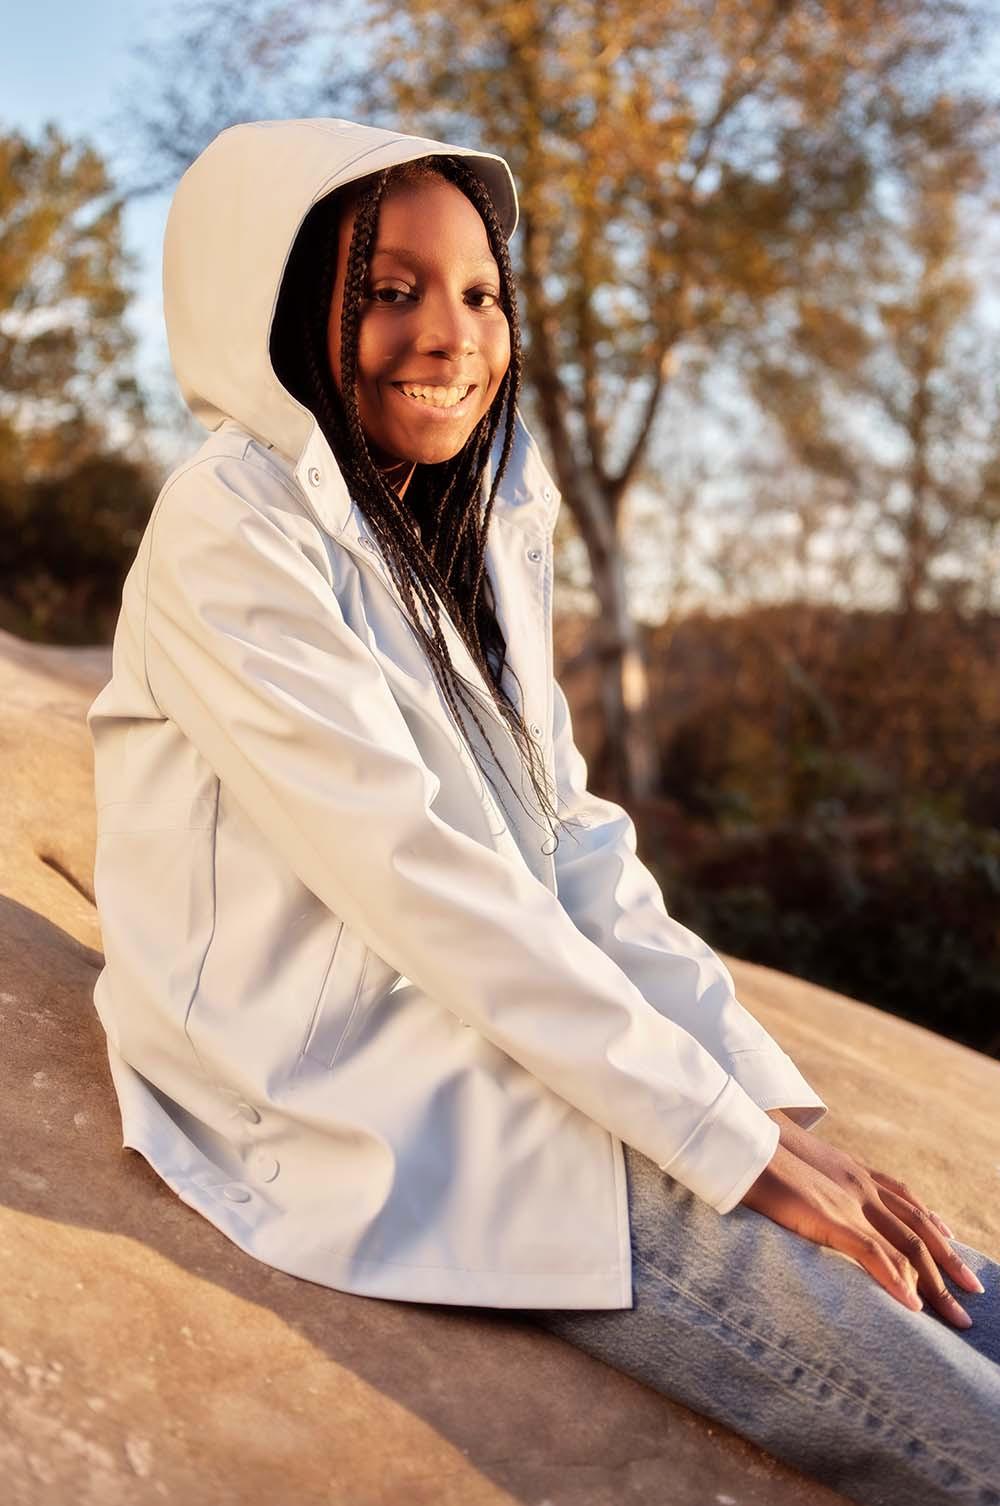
[[525, 1143, 1000, 1506]]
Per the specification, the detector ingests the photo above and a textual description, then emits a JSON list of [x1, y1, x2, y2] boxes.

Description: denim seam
[[633, 1249, 1000, 1497]]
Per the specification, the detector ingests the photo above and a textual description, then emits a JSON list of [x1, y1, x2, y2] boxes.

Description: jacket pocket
[[300, 920, 364, 1068], [299, 921, 401, 1069]]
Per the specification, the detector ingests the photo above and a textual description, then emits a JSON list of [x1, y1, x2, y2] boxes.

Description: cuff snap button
[[223, 1184, 252, 1203]]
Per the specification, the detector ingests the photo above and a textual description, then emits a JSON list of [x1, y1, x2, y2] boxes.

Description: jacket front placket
[[292, 430, 559, 895]]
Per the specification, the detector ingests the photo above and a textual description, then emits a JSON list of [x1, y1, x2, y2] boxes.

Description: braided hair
[[269, 155, 568, 853]]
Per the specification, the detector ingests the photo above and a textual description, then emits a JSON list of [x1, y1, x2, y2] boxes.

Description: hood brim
[[162, 117, 519, 463]]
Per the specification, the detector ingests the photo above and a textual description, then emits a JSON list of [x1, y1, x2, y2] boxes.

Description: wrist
[[765, 1108, 800, 1142]]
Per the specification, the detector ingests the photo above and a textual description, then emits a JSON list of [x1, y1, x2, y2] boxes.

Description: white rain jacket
[[86, 117, 826, 1309]]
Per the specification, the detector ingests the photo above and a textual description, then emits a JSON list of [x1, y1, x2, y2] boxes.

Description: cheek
[[356, 319, 402, 392], [489, 320, 512, 385]]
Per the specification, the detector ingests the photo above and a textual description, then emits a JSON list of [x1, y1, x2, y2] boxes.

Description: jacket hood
[[162, 118, 519, 465]]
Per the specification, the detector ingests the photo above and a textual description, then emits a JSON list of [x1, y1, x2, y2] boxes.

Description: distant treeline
[[557, 604, 1000, 1059], [0, 455, 156, 646]]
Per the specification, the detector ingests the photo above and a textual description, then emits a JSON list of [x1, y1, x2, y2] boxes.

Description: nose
[[412, 288, 478, 361]]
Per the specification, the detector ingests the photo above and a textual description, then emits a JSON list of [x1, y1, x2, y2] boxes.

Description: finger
[[867, 1193, 974, 1329], [872, 1181, 982, 1293], [875, 1188, 984, 1297], [868, 1170, 955, 1240], [834, 1219, 924, 1313], [868, 1169, 953, 1236]]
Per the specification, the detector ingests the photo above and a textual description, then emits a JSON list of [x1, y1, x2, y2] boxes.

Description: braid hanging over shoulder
[[269, 154, 574, 855]]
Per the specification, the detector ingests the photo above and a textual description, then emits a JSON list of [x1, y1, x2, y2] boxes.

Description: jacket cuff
[[657, 1075, 780, 1214], [721, 1046, 828, 1131]]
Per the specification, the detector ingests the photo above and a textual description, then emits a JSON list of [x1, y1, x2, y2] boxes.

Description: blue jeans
[[524, 1143, 1000, 1506]]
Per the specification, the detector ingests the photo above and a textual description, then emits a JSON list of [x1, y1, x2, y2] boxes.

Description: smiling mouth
[[392, 382, 475, 410]]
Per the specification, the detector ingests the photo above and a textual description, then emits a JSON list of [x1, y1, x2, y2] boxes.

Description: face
[[326, 177, 512, 469]]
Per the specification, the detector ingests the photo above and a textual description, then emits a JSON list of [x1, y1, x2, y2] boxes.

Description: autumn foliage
[[557, 602, 1000, 1057]]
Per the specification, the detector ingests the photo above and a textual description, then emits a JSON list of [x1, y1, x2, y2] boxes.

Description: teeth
[[398, 383, 471, 408]]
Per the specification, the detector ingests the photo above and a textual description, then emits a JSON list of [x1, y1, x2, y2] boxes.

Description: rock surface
[[2, 626, 997, 1506]]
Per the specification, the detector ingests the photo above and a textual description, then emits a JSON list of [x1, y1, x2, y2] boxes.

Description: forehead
[[344, 178, 498, 266]]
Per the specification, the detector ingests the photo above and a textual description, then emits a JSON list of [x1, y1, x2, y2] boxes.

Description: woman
[[86, 118, 1000, 1504]]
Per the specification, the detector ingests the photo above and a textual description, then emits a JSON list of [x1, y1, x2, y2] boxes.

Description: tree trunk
[[588, 542, 660, 803]]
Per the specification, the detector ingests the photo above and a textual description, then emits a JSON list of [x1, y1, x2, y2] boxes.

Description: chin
[[416, 438, 475, 466], [380, 429, 480, 469]]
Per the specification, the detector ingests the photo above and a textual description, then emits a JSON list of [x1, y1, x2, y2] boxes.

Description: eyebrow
[[370, 246, 499, 274]]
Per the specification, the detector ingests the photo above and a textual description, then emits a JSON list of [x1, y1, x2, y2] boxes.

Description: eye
[[367, 285, 412, 305], [467, 289, 501, 309]]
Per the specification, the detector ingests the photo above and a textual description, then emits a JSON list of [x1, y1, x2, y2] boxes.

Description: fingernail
[[958, 1262, 985, 1294], [949, 1297, 973, 1328], [932, 1212, 956, 1239], [905, 1289, 923, 1311]]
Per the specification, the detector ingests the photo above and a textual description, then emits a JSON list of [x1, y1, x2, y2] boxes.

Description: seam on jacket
[[633, 1248, 1000, 1496], [98, 798, 216, 808], [610, 1135, 632, 1306], [325, 944, 371, 1072], [300, 128, 396, 174], [231, 124, 384, 195], [300, 127, 503, 203], [142, 444, 335, 717], [299, 918, 347, 1065], [181, 779, 222, 1084], [140, 494, 163, 712], [142, 451, 251, 718], [656, 1075, 738, 1179], [728, 1047, 791, 1056], [238, 439, 323, 515]]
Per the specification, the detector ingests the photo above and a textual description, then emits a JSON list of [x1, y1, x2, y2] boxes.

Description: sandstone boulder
[[3, 627, 997, 1506]]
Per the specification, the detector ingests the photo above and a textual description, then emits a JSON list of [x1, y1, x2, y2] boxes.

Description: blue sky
[[3, 2, 176, 411], [4, 2, 137, 132]]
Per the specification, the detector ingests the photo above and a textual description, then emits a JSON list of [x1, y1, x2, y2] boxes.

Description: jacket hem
[[108, 1045, 635, 1311], [609, 1132, 633, 1307], [137, 1139, 636, 1309]]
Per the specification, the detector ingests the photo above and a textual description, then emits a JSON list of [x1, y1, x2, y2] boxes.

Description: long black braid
[[269, 155, 570, 853]]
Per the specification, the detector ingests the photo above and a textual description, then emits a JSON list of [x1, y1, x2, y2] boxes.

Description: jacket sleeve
[[142, 455, 783, 1214], [549, 676, 827, 1130]]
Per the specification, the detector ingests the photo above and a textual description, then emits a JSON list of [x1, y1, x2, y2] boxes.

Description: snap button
[[361, 535, 376, 550], [307, 466, 322, 487], [235, 1101, 260, 1124], [542, 485, 553, 502], [526, 547, 543, 562], [251, 1152, 280, 1184], [529, 722, 543, 739], [222, 1184, 252, 1203]]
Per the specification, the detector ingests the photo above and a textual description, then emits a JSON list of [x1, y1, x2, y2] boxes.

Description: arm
[[549, 676, 827, 1130], [142, 453, 780, 1213]]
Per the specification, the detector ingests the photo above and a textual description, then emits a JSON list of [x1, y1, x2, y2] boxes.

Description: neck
[[377, 456, 418, 502]]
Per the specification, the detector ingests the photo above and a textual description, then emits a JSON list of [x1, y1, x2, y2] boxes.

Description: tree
[[0, 123, 143, 478], [125, 0, 996, 798], [733, 93, 1000, 625], [0, 124, 153, 643]]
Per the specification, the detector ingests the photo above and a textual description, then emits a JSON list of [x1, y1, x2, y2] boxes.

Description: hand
[[764, 1110, 957, 1239], [737, 1112, 984, 1328]]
